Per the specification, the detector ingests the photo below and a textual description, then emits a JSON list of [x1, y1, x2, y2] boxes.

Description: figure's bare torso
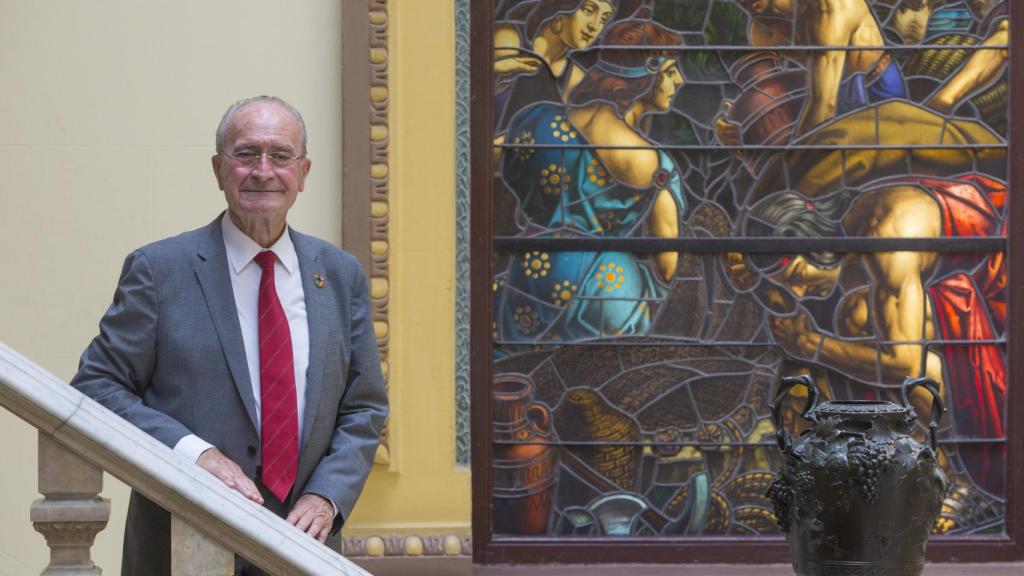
[[837, 185, 943, 384], [835, 286, 937, 341], [754, 0, 887, 75], [821, 0, 887, 75]]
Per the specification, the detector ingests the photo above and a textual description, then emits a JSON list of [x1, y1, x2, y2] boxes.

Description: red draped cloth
[[920, 175, 1006, 496]]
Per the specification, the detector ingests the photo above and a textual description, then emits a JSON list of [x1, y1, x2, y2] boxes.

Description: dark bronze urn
[[768, 375, 948, 576]]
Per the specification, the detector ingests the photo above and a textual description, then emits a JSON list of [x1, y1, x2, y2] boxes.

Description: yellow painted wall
[[345, 0, 473, 537]]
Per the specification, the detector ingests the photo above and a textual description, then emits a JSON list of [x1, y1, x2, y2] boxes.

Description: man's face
[[212, 102, 311, 226], [771, 254, 842, 298], [892, 0, 931, 44], [647, 59, 685, 111], [966, 0, 997, 18], [742, 0, 788, 17], [562, 0, 615, 49]]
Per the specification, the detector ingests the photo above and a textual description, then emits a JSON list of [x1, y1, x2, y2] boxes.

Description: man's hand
[[286, 493, 334, 543], [722, 252, 758, 291], [494, 56, 542, 75], [196, 448, 264, 505], [715, 101, 744, 154], [770, 308, 821, 361]]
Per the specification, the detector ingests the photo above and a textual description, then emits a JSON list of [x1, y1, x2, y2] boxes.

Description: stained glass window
[[488, 0, 1010, 539]]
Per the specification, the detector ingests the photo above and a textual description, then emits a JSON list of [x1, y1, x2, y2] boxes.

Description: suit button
[[247, 445, 257, 457]]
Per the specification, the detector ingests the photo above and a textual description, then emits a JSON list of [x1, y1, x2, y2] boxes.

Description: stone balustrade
[[0, 342, 372, 576], [32, 433, 110, 575]]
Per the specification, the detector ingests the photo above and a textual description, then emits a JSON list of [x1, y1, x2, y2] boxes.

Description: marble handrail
[[0, 342, 372, 576]]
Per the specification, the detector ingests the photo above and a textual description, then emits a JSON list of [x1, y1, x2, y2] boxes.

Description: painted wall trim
[[343, 533, 471, 557], [342, 0, 392, 465]]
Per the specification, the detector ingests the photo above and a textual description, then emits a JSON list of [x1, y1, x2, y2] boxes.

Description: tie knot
[[254, 251, 277, 271]]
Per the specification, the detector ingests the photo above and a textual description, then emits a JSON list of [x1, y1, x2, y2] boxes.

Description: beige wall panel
[[0, 0, 343, 572]]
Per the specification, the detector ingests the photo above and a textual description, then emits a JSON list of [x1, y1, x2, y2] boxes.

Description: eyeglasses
[[221, 150, 305, 168]]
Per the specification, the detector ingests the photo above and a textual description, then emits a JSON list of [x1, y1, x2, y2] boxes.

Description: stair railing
[[0, 342, 372, 576]]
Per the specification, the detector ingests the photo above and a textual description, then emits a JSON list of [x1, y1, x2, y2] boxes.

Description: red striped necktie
[[254, 250, 298, 502]]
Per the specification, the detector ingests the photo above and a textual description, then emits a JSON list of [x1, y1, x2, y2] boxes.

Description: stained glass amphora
[[492, 374, 558, 535], [768, 375, 948, 576]]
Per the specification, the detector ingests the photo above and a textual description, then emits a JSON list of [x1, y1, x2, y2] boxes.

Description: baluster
[[31, 432, 110, 575], [171, 516, 234, 575]]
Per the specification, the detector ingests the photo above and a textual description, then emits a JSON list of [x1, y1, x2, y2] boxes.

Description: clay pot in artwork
[[768, 375, 948, 576], [588, 493, 649, 536], [554, 388, 642, 492], [492, 373, 559, 535], [725, 51, 807, 177]]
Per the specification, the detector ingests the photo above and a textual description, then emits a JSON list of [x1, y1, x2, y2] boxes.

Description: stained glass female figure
[[494, 0, 618, 136], [496, 20, 687, 343]]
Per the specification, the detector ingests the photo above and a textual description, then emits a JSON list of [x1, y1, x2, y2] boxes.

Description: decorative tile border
[[342, 534, 472, 557], [454, 0, 472, 466]]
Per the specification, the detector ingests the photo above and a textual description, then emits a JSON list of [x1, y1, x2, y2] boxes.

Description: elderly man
[[71, 96, 388, 575]]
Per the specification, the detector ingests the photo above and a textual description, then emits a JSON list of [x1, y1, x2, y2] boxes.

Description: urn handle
[[526, 403, 552, 435], [901, 377, 945, 452], [770, 375, 819, 454]]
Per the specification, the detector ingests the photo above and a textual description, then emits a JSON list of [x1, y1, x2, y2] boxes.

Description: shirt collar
[[220, 212, 298, 276]]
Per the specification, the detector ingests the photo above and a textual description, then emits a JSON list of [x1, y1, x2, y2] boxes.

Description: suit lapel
[[291, 229, 327, 452], [194, 217, 260, 432]]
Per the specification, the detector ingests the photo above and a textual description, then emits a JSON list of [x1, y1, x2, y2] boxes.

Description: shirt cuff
[[174, 434, 216, 463], [305, 492, 340, 519]]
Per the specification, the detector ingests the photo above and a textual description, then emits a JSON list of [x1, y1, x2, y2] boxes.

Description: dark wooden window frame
[[469, 0, 1024, 564]]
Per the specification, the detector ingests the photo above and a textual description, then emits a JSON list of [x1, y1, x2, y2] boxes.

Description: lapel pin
[[313, 273, 326, 289]]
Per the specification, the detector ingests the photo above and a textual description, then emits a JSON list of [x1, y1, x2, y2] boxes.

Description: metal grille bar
[[494, 236, 1005, 253], [493, 339, 1007, 347], [491, 438, 1008, 447], [497, 143, 1007, 150], [494, 43, 1009, 53]]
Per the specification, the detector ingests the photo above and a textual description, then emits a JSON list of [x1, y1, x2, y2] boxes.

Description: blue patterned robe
[[496, 102, 686, 342]]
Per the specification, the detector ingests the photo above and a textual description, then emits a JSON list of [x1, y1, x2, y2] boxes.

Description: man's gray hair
[[215, 95, 308, 154]]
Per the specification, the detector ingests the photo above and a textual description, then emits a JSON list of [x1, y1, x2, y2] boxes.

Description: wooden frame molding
[[469, 0, 496, 561], [469, 0, 1024, 565], [342, 0, 391, 465]]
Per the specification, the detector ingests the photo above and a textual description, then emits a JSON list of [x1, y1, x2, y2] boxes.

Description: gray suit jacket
[[70, 215, 388, 575]]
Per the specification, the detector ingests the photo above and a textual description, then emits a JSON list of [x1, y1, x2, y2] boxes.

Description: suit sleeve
[[302, 263, 388, 531], [70, 250, 194, 448]]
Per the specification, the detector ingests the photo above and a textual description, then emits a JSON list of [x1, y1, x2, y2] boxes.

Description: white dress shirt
[[173, 213, 310, 463]]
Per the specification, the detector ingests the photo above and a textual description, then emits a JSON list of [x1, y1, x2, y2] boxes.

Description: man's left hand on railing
[[196, 447, 265, 505], [286, 493, 334, 543]]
